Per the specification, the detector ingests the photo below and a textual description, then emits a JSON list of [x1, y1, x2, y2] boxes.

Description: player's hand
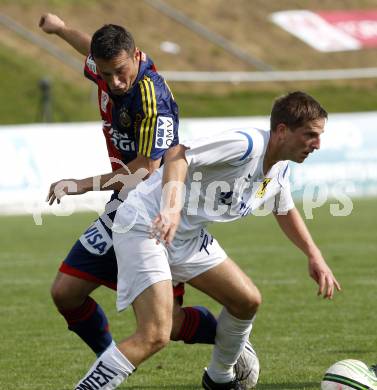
[[103, 167, 149, 201], [39, 13, 66, 34], [46, 178, 90, 205], [308, 255, 341, 299], [150, 211, 181, 246]]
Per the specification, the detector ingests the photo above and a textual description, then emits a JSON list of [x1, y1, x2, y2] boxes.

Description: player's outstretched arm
[[274, 208, 341, 299], [151, 145, 188, 245], [39, 13, 91, 56], [46, 154, 159, 205]]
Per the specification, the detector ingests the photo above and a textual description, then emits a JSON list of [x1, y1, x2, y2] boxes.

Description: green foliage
[[0, 198, 376, 389], [0, 43, 97, 124], [1, 40, 377, 124], [175, 84, 377, 118]]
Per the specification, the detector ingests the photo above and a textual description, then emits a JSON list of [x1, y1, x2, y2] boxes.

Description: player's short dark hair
[[91, 24, 136, 59], [270, 91, 328, 132]]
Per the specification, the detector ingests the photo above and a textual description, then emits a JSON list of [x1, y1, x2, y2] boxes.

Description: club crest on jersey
[[155, 116, 174, 149], [101, 91, 109, 113], [119, 106, 131, 128], [255, 178, 271, 198]]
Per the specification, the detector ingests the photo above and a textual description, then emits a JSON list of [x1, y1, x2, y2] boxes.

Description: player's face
[[284, 117, 325, 163], [95, 49, 140, 95]]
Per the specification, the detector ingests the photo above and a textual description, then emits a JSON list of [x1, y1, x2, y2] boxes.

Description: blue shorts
[[60, 193, 185, 299], [60, 193, 121, 289]]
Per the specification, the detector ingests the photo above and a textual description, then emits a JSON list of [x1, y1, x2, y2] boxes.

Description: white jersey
[[115, 128, 294, 241]]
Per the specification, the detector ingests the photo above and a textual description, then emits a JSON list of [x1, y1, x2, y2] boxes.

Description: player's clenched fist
[[39, 13, 65, 34]]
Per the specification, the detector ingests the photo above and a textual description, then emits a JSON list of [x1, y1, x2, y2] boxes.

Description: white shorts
[[113, 227, 227, 311]]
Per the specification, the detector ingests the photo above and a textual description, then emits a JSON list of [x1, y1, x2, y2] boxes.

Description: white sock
[[75, 342, 135, 390], [207, 307, 254, 384]]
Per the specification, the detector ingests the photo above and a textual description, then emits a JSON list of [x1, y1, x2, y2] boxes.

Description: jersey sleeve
[[184, 129, 262, 168], [83, 54, 100, 84], [133, 75, 179, 160], [274, 164, 295, 214]]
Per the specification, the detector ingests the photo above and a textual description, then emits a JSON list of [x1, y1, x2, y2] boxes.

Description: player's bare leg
[[188, 258, 261, 388], [51, 272, 99, 310], [51, 272, 114, 355], [75, 280, 173, 389], [170, 298, 185, 338], [52, 271, 216, 357]]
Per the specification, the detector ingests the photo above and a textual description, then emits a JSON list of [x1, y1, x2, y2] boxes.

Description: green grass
[[0, 198, 376, 389], [175, 83, 377, 118], [0, 42, 97, 124]]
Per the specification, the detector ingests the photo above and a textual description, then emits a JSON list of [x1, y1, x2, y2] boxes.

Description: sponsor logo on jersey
[[103, 121, 136, 152], [79, 220, 112, 255], [155, 116, 174, 149], [101, 91, 109, 113], [255, 178, 271, 198], [86, 55, 97, 75], [75, 360, 118, 390]]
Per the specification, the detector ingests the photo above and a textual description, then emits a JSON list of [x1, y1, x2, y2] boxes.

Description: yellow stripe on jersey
[[147, 80, 157, 156], [144, 79, 153, 155], [138, 80, 148, 154], [138, 77, 158, 157], [142, 80, 152, 155]]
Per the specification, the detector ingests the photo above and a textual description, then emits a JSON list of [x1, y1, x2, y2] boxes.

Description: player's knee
[[50, 280, 66, 308], [229, 286, 262, 318], [248, 286, 262, 311], [50, 280, 81, 310], [142, 325, 171, 353], [245, 286, 262, 316]]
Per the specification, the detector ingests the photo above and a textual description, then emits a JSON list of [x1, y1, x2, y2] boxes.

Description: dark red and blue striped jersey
[[84, 51, 179, 171]]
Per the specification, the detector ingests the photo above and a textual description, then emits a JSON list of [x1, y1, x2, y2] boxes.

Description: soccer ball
[[234, 341, 260, 389], [321, 359, 377, 390]]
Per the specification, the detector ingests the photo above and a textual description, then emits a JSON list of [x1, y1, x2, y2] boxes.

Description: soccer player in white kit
[[74, 91, 341, 390]]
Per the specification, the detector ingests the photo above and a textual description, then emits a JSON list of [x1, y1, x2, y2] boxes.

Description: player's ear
[[275, 123, 288, 140], [134, 48, 140, 61]]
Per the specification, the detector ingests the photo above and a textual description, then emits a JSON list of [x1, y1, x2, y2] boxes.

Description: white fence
[[1, 112, 377, 218], [161, 68, 377, 82]]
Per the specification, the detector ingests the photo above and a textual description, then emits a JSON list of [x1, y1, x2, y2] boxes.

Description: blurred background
[[1, 0, 377, 123], [1, 0, 377, 215]]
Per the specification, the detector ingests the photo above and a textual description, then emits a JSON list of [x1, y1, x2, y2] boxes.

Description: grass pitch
[[0, 198, 376, 389]]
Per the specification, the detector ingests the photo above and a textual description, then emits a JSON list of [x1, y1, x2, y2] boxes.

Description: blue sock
[[177, 306, 217, 344], [60, 297, 113, 356]]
